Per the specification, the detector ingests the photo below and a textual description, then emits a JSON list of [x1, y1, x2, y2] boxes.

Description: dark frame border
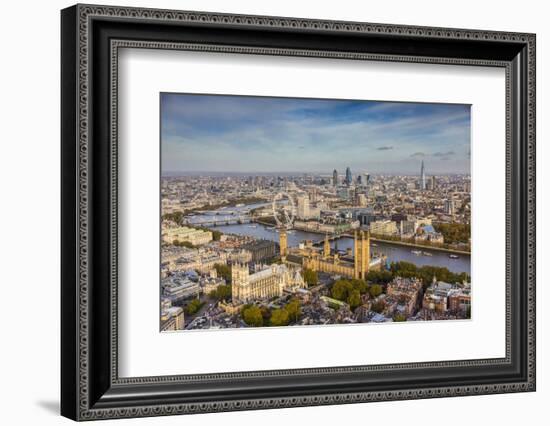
[[61, 4, 536, 421]]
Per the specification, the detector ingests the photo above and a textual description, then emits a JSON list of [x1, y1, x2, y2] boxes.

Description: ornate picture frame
[[61, 4, 535, 421]]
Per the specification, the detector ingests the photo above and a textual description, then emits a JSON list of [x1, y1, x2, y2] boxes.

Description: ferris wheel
[[272, 192, 296, 229]]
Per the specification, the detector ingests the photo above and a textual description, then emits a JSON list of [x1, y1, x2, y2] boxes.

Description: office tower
[[420, 160, 426, 190], [332, 169, 338, 186], [345, 166, 352, 186]]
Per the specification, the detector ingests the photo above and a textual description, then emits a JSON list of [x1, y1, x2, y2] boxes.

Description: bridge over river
[[184, 215, 251, 226]]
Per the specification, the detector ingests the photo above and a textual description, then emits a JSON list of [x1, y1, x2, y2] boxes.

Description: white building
[[162, 274, 200, 302], [160, 299, 185, 331], [162, 226, 213, 246], [296, 194, 310, 219], [369, 220, 399, 236]]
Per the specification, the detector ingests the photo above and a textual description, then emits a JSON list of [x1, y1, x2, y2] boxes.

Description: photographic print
[[160, 93, 472, 332]]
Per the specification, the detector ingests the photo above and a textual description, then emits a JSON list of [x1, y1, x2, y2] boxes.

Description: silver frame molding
[[61, 4, 536, 421]]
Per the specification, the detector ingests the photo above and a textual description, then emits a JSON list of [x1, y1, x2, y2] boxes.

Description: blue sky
[[161, 93, 471, 175]]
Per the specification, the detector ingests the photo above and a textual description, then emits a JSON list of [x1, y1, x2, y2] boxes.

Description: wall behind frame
[[0, 0, 546, 425]]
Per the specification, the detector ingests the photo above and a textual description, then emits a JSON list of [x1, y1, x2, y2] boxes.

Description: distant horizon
[[161, 170, 471, 177], [161, 93, 471, 175]]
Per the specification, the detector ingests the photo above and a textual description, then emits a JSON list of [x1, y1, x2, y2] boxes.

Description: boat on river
[[411, 250, 422, 255], [422, 251, 433, 257], [449, 254, 460, 259]]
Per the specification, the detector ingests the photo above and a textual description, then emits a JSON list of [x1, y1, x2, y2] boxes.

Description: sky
[[161, 93, 471, 175]]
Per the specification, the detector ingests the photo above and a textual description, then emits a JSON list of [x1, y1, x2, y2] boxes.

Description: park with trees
[[240, 297, 302, 327]]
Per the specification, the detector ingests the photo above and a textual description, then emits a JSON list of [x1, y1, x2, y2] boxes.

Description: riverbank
[[370, 237, 470, 256], [203, 221, 470, 273], [252, 218, 471, 256], [192, 197, 268, 213], [253, 218, 277, 227]]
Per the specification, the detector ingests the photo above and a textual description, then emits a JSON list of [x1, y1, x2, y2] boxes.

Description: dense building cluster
[[160, 164, 471, 331], [421, 279, 472, 319]]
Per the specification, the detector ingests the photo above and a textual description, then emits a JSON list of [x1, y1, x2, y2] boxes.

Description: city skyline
[[161, 93, 471, 175], [161, 168, 470, 177]]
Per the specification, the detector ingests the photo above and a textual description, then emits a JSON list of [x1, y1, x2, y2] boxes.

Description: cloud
[[433, 151, 455, 157], [161, 94, 471, 174]]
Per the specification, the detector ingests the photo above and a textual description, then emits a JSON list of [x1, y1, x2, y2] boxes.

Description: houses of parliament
[[280, 228, 373, 280], [230, 228, 375, 304]]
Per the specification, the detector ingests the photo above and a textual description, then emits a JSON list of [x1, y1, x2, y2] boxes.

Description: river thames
[[187, 204, 471, 274]]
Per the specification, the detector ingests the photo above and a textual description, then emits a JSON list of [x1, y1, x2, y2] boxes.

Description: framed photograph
[[61, 4, 536, 421]]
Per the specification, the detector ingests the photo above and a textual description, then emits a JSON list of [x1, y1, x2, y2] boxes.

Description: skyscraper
[[420, 160, 426, 190], [332, 169, 338, 186], [345, 167, 352, 186], [364, 173, 370, 194], [364, 173, 370, 184]]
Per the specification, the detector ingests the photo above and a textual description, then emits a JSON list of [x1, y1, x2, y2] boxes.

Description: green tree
[[242, 305, 263, 327], [388, 261, 470, 290], [260, 306, 272, 326], [350, 278, 368, 294], [209, 284, 232, 300], [163, 211, 185, 225], [214, 264, 232, 283], [185, 298, 203, 315], [433, 222, 471, 244], [285, 298, 302, 323], [302, 268, 318, 287], [366, 270, 394, 284], [331, 279, 353, 301], [393, 313, 407, 322], [172, 239, 195, 249], [390, 261, 417, 275], [369, 284, 383, 298], [347, 289, 362, 310], [270, 309, 290, 326]]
